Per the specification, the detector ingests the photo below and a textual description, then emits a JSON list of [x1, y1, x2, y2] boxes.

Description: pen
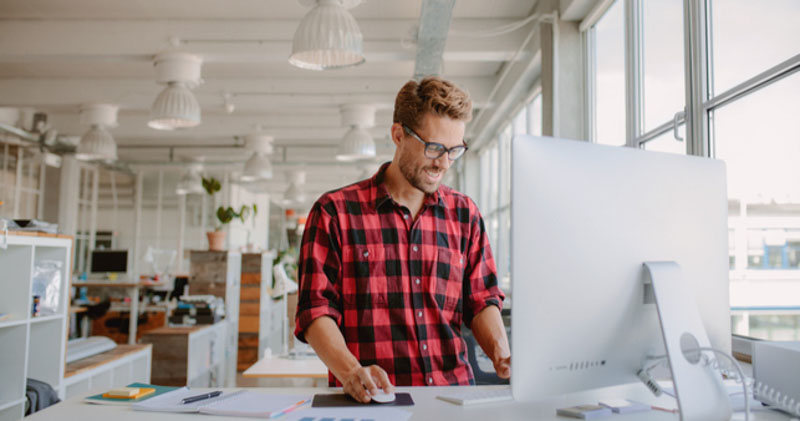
[[181, 391, 223, 404]]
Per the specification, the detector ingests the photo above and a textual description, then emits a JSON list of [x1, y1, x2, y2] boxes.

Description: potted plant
[[202, 177, 226, 251], [203, 176, 258, 251]]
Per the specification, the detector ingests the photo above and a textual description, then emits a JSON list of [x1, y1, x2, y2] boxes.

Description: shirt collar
[[370, 162, 446, 211]]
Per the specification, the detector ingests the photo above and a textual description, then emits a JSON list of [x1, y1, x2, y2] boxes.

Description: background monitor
[[510, 136, 731, 401], [90, 249, 128, 273]]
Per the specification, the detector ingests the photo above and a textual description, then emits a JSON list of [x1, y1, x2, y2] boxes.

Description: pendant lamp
[[289, 0, 366, 70]]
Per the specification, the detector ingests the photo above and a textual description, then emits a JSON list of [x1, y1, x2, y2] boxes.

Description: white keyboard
[[436, 388, 513, 406]]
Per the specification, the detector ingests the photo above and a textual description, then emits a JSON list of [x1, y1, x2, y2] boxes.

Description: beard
[[398, 151, 446, 194]]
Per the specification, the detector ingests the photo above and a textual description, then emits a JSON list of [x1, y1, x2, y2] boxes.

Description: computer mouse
[[370, 390, 396, 403]]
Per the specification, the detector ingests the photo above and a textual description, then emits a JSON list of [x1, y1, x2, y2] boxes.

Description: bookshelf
[[0, 232, 72, 421]]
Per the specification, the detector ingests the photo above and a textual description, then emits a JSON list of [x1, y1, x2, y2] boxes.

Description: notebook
[[84, 383, 178, 406], [132, 388, 311, 418]]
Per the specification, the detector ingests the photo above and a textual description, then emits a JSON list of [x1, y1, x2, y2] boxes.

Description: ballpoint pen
[[181, 391, 223, 404]]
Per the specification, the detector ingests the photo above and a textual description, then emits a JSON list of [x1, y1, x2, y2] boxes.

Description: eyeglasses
[[402, 125, 468, 161]]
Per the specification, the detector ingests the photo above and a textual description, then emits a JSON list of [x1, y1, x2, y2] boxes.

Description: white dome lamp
[[175, 162, 205, 195], [241, 133, 275, 182], [289, 0, 366, 70], [284, 170, 307, 206], [149, 52, 203, 130], [76, 103, 119, 162], [336, 104, 376, 161]]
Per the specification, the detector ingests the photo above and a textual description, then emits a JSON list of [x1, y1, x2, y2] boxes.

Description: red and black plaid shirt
[[295, 162, 504, 387]]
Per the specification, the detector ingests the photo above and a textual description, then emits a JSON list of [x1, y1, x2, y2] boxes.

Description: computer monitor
[[90, 249, 128, 274], [510, 136, 731, 401]]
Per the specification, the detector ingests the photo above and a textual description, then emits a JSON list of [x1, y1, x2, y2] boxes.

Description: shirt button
[[417, 311, 423, 318], [363, 251, 369, 257], [414, 278, 420, 285], [413, 246, 418, 252], [403, 214, 409, 220], [428, 377, 433, 384], [422, 344, 428, 351], [459, 258, 463, 264]]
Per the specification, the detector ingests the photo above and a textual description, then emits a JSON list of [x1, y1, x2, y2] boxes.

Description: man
[[295, 76, 510, 403]]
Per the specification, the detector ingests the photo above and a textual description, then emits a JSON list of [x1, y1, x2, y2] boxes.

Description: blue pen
[[181, 391, 222, 404]]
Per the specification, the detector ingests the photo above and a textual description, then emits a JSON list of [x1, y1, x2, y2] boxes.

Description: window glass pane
[[711, 0, 800, 95], [512, 107, 527, 137], [489, 142, 500, 212], [716, 73, 800, 340], [527, 94, 543, 136], [479, 149, 490, 210], [594, 0, 626, 146], [499, 131, 511, 207], [642, 0, 685, 131], [642, 125, 686, 155]]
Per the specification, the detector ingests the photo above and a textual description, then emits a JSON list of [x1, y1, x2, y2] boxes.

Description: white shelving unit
[[0, 233, 72, 421]]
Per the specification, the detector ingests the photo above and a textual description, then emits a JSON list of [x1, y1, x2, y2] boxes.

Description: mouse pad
[[312, 392, 414, 407]]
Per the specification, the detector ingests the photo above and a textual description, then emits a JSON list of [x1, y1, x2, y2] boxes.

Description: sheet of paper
[[285, 406, 413, 421], [131, 388, 241, 413], [200, 392, 311, 417]]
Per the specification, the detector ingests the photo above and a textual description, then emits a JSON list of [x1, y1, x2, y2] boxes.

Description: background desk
[[72, 280, 166, 344], [26, 384, 793, 421], [243, 354, 328, 386]]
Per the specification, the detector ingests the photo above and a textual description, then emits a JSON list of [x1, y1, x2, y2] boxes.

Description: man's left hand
[[493, 355, 511, 379]]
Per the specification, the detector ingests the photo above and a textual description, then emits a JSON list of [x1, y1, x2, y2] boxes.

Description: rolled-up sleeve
[[294, 200, 343, 343], [462, 208, 505, 328]]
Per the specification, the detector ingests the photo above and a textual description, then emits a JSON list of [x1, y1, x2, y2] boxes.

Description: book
[[102, 387, 155, 400], [84, 383, 178, 406], [556, 404, 613, 419], [598, 399, 651, 414], [132, 388, 311, 418]]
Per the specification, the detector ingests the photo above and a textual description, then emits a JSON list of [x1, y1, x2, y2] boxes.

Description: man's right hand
[[341, 364, 394, 403]]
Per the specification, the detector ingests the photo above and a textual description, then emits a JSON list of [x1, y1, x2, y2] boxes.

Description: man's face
[[395, 114, 466, 194]]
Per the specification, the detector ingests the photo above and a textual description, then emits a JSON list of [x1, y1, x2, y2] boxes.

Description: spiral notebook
[[132, 388, 311, 418]]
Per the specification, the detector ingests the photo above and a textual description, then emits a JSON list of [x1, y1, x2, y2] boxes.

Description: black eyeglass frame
[[402, 125, 468, 161]]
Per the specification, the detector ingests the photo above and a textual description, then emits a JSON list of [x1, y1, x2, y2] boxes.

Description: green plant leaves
[[202, 177, 222, 196]]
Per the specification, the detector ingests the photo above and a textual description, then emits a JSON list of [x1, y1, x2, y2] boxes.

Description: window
[[580, 0, 800, 340], [474, 92, 543, 294], [591, 0, 626, 146], [0, 143, 45, 220], [706, 2, 800, 339], [710, 0, 800, 95], [642, 0, 685, 132]]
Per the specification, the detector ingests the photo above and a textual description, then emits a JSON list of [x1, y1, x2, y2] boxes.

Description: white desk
[[243, 354, 328, 387], [26, 384, 793, 420]]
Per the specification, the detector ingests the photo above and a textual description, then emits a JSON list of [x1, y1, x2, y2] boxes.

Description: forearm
[[471, 305, 510, 363], [304, 316, 362, 382]]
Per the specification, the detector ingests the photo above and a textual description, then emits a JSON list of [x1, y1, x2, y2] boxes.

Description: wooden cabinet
[[0, 233, 72, 421], [140, 323, 227, 387]]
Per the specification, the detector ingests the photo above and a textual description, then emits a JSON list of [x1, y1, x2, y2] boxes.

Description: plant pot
[[206, 231, 226, 251]]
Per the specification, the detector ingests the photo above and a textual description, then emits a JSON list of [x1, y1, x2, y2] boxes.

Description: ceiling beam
[[413, 0, 456, 79], [0, 19, 525, 63]]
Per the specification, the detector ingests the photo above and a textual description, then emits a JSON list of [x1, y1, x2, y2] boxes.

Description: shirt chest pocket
[[341, 245, 389, 307], [433, 248, 465, 313]]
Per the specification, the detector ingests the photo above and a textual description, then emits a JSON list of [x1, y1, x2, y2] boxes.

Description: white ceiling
[[0, 0, 539, 198]]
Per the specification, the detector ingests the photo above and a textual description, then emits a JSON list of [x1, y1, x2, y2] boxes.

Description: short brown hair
[[393, 76, 472, 130]]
